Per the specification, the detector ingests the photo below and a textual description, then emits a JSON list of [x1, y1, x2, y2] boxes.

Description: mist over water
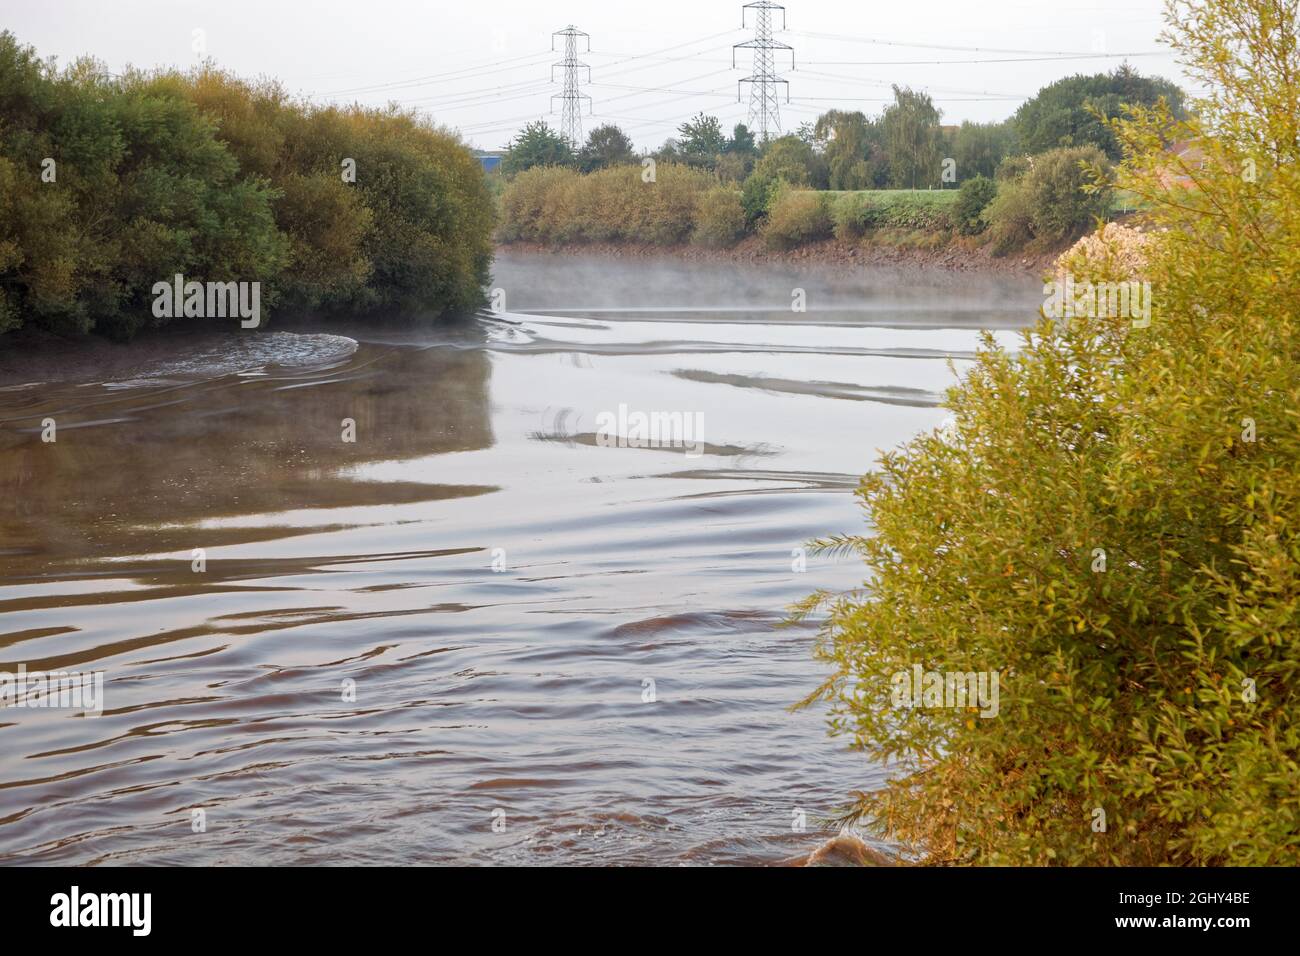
[[0, 253, 1041, 865]]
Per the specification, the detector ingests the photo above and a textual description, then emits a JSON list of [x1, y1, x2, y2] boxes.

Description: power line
[[596, 87, 740, 123], [419, 84, 561, 113], [401, 78, 557, 109], [791, 29, 1161, 57], [321, 50, 555, 97], [790, 95, 1028, 103], [396, 47, 735, 114], [458, 109, 559, 135], [589, 82, 736, 97], [803, 51, 1173, 66], [458, 77, 725, 139], [798, 67, 1027, 99], [593, 68, 736, 105], [582, 32, 741, 79]]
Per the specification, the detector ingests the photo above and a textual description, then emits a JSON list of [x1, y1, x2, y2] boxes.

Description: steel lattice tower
[[733, 2, 794, 143], [551, 25, 592, 148]]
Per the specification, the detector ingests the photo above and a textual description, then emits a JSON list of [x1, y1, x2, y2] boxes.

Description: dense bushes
[[0, 33, 494, 339], [982, 146, 1113, 254], [0, 41, 288, 338], [496, 159, 1115, 257], [736, 135, 829, 227], [1020, 145, 1113, 241], [497, 143, 1114, 258], [954, 175, 997, 235], [830, 192, 873, 240], [740, 170, 780, 226], [497, 165, 581, 243], [983, 179, 1037, 254], [497, 162, 726, 246], [830, 191, 957, 240], [873, 193, 956, 231], [692, 187, 746, 247], [761, 188, 833, 249], [800, 0, 1300, 865]]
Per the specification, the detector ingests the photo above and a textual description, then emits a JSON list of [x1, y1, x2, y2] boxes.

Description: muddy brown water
[[0, 253, 1040, 865]]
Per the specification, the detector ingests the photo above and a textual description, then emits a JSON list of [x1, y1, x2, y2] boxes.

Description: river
[[0, 252, 1040, 865]]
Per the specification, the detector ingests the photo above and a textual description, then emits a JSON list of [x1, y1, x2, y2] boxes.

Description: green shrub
[[761, 187, 832, 249], [692, 186, 746, 247], [830, 191, 959, 240], [1024, 145, 1113, 242], [875, 194, 954, 231], [714, 152, 751, 184], [954, 175, 997, 235], [751, 135, 821, 187], [983, 180, 1036, 255], [740, 170, 779, 226], [799, 0, 1300, 866], [497, 161, 715, 246], [981, 147, 1114, 254], [270, 172, 373, 309], [572, 165, 637, 242], [642, 164, 714, 244], [831, 192, 875, 240], [0, 36, 495, 337], [496, 165, 581, 243]]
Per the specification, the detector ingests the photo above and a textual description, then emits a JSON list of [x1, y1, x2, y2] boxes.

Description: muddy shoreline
[[496, 234, 1064, 278]]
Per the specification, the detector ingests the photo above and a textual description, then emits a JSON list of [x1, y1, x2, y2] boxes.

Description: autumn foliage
[[799, 0, 1300, 865]]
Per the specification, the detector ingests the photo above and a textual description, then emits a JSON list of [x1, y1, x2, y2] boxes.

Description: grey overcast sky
[[5, 0, 1192, 150]]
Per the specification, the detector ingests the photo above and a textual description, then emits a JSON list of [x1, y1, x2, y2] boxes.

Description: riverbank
[[497, 233, 1066, 277]]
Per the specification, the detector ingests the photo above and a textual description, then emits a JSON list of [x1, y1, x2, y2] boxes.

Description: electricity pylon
[[733, 2, 794, 143], [552, 25, 592, 149]]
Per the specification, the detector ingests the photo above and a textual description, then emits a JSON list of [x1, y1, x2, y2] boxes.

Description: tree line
[[500, 64, 1185, 190], [0, 32, 495, 341]]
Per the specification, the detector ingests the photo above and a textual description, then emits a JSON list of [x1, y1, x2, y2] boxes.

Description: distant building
[[476, 155, 503, 173]]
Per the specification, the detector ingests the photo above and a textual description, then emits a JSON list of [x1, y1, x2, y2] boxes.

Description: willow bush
[[691, 187, 746, 248], [800, 0, 1300, 866], [496, 165, 581, 243], [496, 162, 721, 246], [0, 34, 494, 339], [981, 146, 1113, 256], [761, 187, 833, 249]]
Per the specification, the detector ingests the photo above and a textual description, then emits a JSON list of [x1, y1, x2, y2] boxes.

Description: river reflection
[[0, 253, 1039, 865]]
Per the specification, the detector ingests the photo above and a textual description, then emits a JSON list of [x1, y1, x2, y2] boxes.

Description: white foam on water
[[109, 331, 360, 385]]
